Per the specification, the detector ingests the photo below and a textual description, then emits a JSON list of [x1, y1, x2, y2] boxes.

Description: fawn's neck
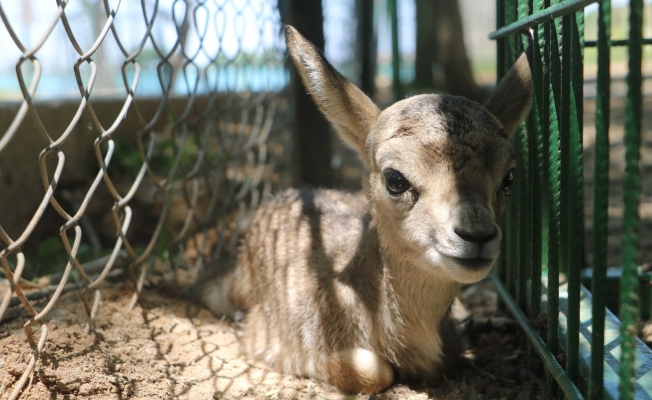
[[369, 218, 460, 372], [373, 215, 461, 325]]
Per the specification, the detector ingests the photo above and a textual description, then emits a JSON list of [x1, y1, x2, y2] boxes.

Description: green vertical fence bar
[[539, 0, 552, 282], [516, 127, 529, 312], [556, 3, 576, 385], [507, 172, 518, 298], [505, 0, 519, 300], [619, 0, 643, 398], [565, 4, 585, 386], [495, 0, 507, 311], [529, 0, 546, 319], [539, 0, 551, 281], [517, 0, 531, 314], [557, 12, 570, 282], [546, 0, 562, 375], [589, 1, 610, 399]]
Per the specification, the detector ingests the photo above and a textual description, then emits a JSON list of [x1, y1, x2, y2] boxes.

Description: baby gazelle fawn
[[197, 26, 533, 394]]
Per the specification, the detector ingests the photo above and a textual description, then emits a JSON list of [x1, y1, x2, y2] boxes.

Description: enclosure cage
[[491, 0, 652, 398], [1, 0, 651, 399]]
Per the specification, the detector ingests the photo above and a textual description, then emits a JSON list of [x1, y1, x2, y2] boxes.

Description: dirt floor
[[0, 276, 549, 400]]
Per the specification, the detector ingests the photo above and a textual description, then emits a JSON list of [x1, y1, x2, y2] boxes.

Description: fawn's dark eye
[[384, 168, 411, 196], [501, 169, 514, 197]]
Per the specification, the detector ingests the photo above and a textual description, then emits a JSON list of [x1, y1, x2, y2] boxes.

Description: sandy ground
[[0, 278, 548, 400]]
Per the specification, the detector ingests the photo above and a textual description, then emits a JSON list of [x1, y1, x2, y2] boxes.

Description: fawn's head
[[286, 26, 533, 284]]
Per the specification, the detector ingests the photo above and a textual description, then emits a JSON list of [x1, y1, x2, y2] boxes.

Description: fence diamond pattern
[[0, 2, 291, 399]]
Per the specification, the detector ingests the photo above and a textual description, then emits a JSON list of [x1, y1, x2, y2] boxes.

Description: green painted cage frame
[[490, 0, 650, 399]]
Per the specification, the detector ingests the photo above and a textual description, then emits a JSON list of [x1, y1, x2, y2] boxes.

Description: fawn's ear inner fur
[[484, 50, 534, 137], [285, 25, 380, 166]]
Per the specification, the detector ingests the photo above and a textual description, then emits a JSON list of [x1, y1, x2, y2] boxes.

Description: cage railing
[[491, 0, 650, 398]]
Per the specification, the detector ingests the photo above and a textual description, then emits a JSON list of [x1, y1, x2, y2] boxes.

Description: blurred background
[[2, 1, 650, 102], [0, 0, 497, 101]]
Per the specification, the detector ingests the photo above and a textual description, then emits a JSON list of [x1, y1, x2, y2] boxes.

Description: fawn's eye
[[501, 168, 515, 197], [384, 168, 411, 196]]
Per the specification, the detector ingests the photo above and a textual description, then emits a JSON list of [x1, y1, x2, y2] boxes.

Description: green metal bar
[[585, 38, 652, 47], [507, 179, 518, 297], [558, 14, 571, 282], [546, 0, 562, 368], [556, 7, 575, 384], [499, 0, 509, 297], [490, 272, 584, 400], [565, 6, 585, 386], [534, 6, 553, 390], [589, 2, 610, 399], [619, 0, 643, 398], [496, 0, 506, 298], [489, 0, 597, 40], [527, 107, 539, 316], [538, 0, 550, 275], [529, 0, 547, 319], [570, 11, 584, 242], [388, 0, 401, 100], [505, 0, 519, 299], [495, 0, 508, 314], [517, 0, 531, 314], [532, 0, 559, 394], [517, 125, 529, 311]]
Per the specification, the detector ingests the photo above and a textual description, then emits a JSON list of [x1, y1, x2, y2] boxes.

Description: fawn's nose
[[453, 226, 498, 245]]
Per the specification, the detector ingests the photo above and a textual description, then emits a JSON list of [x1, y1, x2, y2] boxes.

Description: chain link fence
[[0, 1, 291, 398]]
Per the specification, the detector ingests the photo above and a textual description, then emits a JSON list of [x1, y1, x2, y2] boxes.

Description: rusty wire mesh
[[0, 1, 291, 398]]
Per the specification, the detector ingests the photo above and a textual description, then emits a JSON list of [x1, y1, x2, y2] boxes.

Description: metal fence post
[[619, 0, 643, 398], [589, 1, 610, 398]]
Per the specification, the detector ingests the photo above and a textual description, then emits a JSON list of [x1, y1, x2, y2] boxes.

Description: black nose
[[454, 226, 498, 244]]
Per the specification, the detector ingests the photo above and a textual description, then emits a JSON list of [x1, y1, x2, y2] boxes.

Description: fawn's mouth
[[451, 257, 494, 270]]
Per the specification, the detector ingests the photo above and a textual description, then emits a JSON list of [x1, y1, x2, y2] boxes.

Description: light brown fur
[[196, 26, 533, 394]]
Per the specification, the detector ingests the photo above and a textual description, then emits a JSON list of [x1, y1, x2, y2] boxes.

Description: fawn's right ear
[[484, 50, 533, 137], [285, 25, 380, 165]]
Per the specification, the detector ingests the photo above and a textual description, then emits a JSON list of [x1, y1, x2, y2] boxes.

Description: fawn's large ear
[[285, 25, 380, 164], [484, 50, 533, 137]]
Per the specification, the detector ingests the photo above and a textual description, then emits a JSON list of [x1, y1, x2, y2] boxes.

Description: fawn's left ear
[[285, 25, 380, 166], [484, 50, 533, 137]]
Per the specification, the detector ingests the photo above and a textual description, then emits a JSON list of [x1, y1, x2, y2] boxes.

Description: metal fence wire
[[0, 1, 291, 399], [491, 0, 651, 399]]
